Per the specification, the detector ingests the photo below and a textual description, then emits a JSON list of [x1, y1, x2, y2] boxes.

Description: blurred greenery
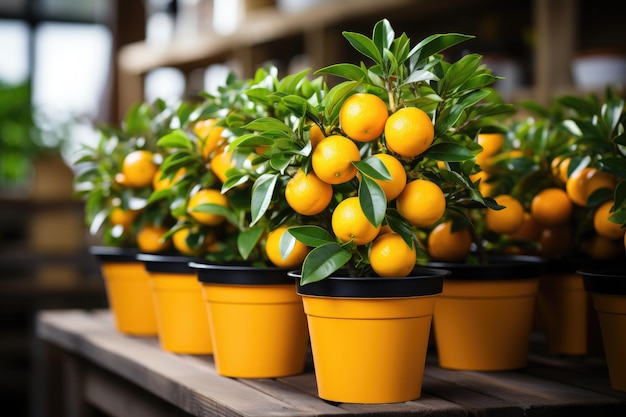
[[0, 81, 67, 191]]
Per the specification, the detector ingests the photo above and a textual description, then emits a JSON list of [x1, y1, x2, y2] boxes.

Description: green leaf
[[603, 97, 625, 133], [409, 33, 474, 66], [403, 69, 438, 85], [423, 142, 475, 162], [354, 156, 391, 180], [191, 203, 232, 218], [281, 94, 318, 120], [287, 225, 335, 247], [323, 80, 360, 122], [157, 129, 193, 149], [237, 226, 264, 260], [243, 117, 292, 134], [250, 173, 278, 225], [359, 175, 386, 227], [88, 208, 108, 236], [277, 69, 310, 93], [315, 63, 367, 81], [372, 19, 394, 56], [384, 209, 416, 249], [613, 179, 626, 209], [342, 31, 383, 63], [278, 228, 301, 262], [300, 243, 352, 285]]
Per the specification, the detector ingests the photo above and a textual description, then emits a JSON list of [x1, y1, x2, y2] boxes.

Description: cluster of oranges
[[279, 92, 456, 277], [106, 116, 234, 256], [474, 129, 625, 260]]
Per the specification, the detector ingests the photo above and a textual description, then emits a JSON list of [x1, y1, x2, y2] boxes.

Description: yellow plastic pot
[[292, 268, 446, 404], [90, 246, 157, 336], [538, 272, 589, 355], [430, 257, 542, 371], [191, 263, 308, 378], [580, 268, 626, 392], [138, 254, 212, 354]]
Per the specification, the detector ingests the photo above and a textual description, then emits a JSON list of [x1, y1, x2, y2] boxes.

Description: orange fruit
[[119, 150, 159, 188], [477, 133, 504, 157], [507, 211, 542, 241], [194, 119, 226, 161], [172, 227, 215, 256], [109, 206, 138, 230], [339, 93, 388, 142], [537, 224, 574, 259], [153, 167, 186, 191], [137, 224, 171, 253], [593, 200, 625, 240], [368, 153, 407, 201], [369, 232, 416, 277], [530, 187, 573, 226], [285, 169, 333, 216], [187, 188, 229, 226], [566, 167, 616, 206], [311, 135, 361, 184], [550, 156, 571, 184], [211, 146, 235, 183], [384, 107, 434, 158], [427, 220, 472, 262], [396, 179, 446, 228], [309, 123, 326, 148], [265, 226, 310, 268], [485, 194, 525, 235], [331, 196, 381, 245]]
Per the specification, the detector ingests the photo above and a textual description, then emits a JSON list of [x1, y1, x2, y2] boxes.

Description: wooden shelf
[[37, 309, 626, 417]]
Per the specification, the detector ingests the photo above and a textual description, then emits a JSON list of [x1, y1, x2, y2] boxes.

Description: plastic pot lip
[[136, 253, 199, 274], [424, 255, 544, 280], [89, 245, 139, 263], [578, 268, 626, 295], [189, 261, 294, 285], [291, 267, 448, 298]]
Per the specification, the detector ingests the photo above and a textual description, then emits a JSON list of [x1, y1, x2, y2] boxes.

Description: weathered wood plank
[[37, 310, 337, 416], [37, 309, 626, 417]]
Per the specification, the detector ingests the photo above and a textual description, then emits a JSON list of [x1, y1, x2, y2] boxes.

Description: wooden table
[[35, 309, 626, 417]]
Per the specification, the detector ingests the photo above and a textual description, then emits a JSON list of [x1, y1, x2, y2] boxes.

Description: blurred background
[[0, 0, 624, 416]]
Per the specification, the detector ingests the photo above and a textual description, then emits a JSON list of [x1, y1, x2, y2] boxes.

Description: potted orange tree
[[554, 89, 626, 391], [225, 19, 522, 402], [71, 99, 188, 336], [156, 67, 314, 378]]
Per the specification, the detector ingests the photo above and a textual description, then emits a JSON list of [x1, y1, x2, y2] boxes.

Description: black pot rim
[[425, 255, 544, 280], [291, 267, 448, 298], [89, 245, 139, 263], [543, 256, 625, 273], [136, 253, 199, 274], [189, 261, 294, 285], [578, 268, 626, 295]]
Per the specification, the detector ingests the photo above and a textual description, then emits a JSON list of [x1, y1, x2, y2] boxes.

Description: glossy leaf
[[250, 173, 278, 225], [300, 243, 352, 285], [354, 156, 391, 180], [237, 225, 264, 260], [423, 142, 475, 162], [409, 33, 474, 66], [342, 31, 382, 63], [244, 117, 292, 134], [359, 175, 386, 227], [157, 129, 193, 149], [287, 225, 335, 247], [315, 63, 367, 81]]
